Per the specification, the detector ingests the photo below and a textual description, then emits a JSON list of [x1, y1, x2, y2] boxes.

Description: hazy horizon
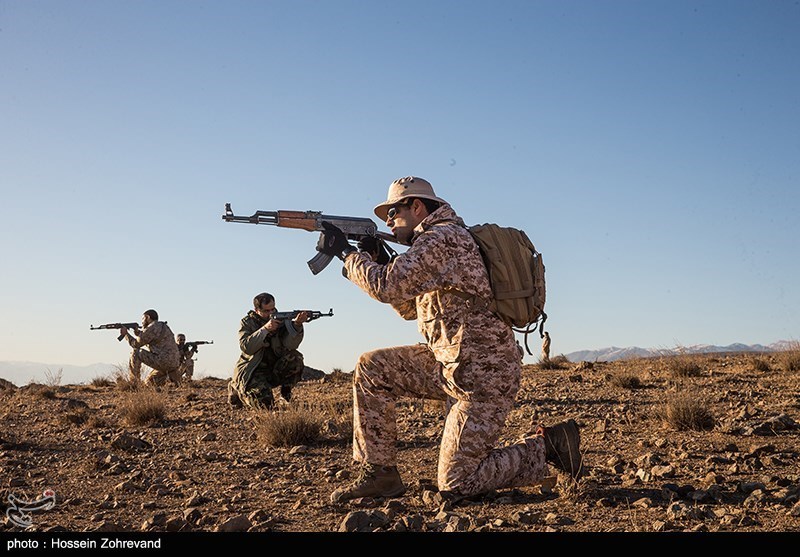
[[2, 336, 793, 387]]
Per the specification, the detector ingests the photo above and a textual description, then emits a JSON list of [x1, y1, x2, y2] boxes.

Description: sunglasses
[[386, 200, 413, 220]]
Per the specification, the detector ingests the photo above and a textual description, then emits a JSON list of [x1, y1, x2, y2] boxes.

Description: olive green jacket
[[231, 310, 304, 392]]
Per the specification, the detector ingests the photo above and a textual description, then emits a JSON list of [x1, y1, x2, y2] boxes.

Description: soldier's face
[[386, 200, 424, 245], [255, 301, 276, 320], [176, 336, 185, 345], [141, 314, 153, 327]]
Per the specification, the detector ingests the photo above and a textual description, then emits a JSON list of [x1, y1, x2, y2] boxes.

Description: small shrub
[[115, 376, 141, 392], [256, 404, 324, 447], [112, 366, 141, 392], [120, 389, 166, 426], [538, 354, 570, 370], [90, 375, 114, 387], [324, 368, 353, 383], [666, 354, 702, 378], [44, 368, 63, 387], [659, 394, 715, 431], [608, 372, 643, 389], [751, 358, 771, 372], [778, 350, 800, 372]]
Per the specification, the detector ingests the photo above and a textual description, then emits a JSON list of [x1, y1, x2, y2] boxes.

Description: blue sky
[[2, 0, 798, 383]]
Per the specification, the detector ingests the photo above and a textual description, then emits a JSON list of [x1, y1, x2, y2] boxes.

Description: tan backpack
[[468, 223, 547, 355]]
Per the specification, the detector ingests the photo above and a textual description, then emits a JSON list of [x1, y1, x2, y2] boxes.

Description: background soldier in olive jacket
[[228, 293, 309, 410]]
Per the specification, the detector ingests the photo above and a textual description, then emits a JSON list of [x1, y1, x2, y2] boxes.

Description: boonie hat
[[373, 176, 448, 221]]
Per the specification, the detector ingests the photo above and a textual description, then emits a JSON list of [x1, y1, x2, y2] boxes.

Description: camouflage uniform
[[177, 344, 196, 381], [126, 321, 181, 386], [542, 332, 551, 361], [230, 310, 305, 409], [342, 204, 550, 496]]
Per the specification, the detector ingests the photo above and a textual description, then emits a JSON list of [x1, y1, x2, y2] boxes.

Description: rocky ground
[[1, 350, 799, 536]]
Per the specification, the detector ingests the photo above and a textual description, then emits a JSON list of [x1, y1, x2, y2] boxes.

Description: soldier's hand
[[119, 326, 127, 336], [265, 319, 282, 333], [316, 222, 356, 261], [357, 236, 391, 264], [294, 311, 309, 326]]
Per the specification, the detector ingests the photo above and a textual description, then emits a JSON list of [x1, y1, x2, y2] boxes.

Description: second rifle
[[90, 322, 140, 342], [185, 340, 214, 351], [272, 309, 334, 322]]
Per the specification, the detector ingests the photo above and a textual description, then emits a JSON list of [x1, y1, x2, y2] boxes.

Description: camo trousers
[[179, 359, 195, 381], [129, 348, 180, 386], [352, 344, 549, 497], [240, 350, 304, 410]]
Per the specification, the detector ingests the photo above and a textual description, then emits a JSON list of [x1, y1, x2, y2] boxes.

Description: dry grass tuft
[[538, 354, 570, 370], [90, 375, 114, 387], [608, 372, 643, 389], [44, 368, 63, 387], [111, 365, 141, 392], [323, 368, 354, 383], [120, 388, 167, 426], [751, 358, 771, 372], [557, 476, 586, 499], [778, 348, 800, 372], [658, 394, 715, 431], [665, 353, 703, 378], [256, 403, 325, 447]]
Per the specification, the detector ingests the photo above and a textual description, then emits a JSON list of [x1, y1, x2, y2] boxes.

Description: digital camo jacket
[[343, 203, 521, 402]]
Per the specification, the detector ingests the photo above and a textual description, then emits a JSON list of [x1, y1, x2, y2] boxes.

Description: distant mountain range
[[565, 340, 796, 363]]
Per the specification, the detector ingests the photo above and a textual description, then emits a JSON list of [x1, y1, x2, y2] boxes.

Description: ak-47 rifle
[[222, 204, 399, 274], [89, 322, 140, 342], [271, 309, 334, 322], [185, 340, 214, 351]]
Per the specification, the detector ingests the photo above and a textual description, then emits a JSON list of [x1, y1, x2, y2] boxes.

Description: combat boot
[[280, 385, 292, 403], [330, 463, 406, 503], [538, 419, 584, 480]]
